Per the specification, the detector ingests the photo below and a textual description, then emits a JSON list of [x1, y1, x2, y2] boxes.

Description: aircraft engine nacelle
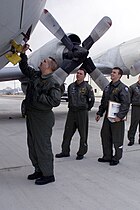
[[94, 37, 140, 77], [129, 61, 140, 76], [18, 34, 81, 95], [119, 37, 140, 76], [28, 34, 81, 70]]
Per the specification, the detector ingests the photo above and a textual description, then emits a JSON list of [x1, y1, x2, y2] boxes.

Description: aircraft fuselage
[[0, 0, 47, 69]]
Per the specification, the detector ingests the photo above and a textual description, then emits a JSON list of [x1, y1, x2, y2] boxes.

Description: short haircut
[[78, 68, 86, 76], [48, 57, 58, 71], [113, 67, 123, 77]]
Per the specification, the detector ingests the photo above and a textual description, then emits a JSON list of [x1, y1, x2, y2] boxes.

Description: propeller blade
[[40, 9, 74, 51], [53, 58, 84, 85], [81, 57, 109, 90], [89, 67, 109, 90], [82, 16, 112, 50]]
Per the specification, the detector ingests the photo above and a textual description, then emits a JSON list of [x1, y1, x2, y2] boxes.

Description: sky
[[0, 0, 140, 89]]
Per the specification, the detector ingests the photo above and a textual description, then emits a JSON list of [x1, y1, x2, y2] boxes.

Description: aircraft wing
[[1, 35, 140, 92], [0, 59, 114, 82], [94, 63, 113, 75], [0, 66, 24, 82]]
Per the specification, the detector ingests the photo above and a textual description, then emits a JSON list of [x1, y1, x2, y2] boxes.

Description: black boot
[[128, 141, 134, 146], [35, 175, 55, 185], [55, 152, 70, 158], [27, 171, 43, 180], [98, 157, 111, 162], [76, 155, 84, 160], [110, 160, 119, 166]]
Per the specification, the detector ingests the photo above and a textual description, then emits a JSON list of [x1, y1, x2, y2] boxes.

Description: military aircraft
[[0, 0, 112, 92], [1, 0, 140, 97]]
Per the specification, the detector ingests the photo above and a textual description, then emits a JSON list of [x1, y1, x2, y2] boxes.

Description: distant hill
[[0, 87, 23, 95]]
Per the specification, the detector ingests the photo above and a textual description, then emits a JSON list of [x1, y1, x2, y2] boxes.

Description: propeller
[[41, 9, 112, 53], [40, 9, 112, 88]]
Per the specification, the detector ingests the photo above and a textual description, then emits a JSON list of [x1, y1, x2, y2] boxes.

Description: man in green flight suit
[[19, 44, 61, 185], [128, 75, 140, 146], [56, 68, 95, 160], [96, 67, 130, 166]]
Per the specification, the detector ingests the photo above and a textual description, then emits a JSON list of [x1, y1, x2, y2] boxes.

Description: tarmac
[[0, 95, 140, 210]]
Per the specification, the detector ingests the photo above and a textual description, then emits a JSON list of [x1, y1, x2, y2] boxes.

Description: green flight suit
[[61, 80, 95, 156], [128, 82, 140, 143], [19, 53, 61, 176], [97, 80, 130, 161]]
